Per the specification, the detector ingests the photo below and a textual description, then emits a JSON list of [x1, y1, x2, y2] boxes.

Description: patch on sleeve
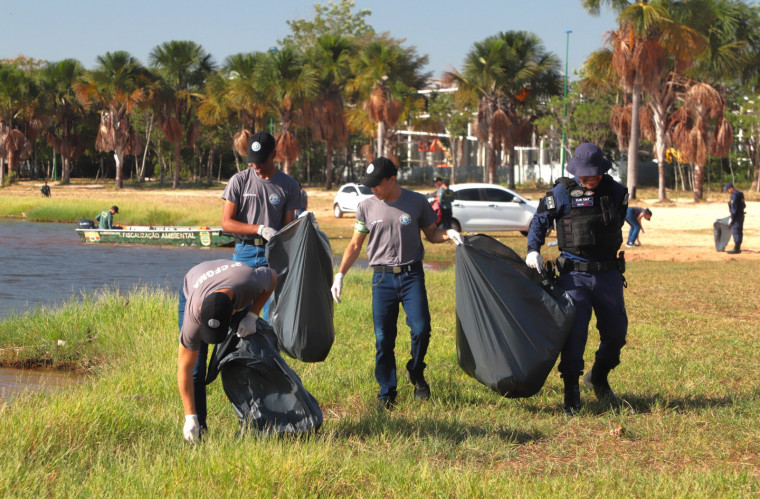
[[545, 195, 556, 210], [354, 220, 369, 234]]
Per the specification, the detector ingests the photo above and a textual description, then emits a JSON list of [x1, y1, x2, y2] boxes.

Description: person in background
[[330, 157, 463, 410], [625, 207, 652, 247], [177, 259, 276, 442], [724, 183, 746, 254], [41, 181, 51, 197], [438, 179, 455, 230], [95, 206, 119, 229], [296, 182, 308, 218], [526, 143, 628, 416]]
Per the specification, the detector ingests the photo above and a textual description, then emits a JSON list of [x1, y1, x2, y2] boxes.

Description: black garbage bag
[[455, 234, 576, 398], [714, 216, 731, 252], [266, 213, 335, 362], [206, 317, 323, 436]]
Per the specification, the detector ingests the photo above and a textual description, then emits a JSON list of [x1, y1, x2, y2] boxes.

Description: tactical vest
[[549, 176, 624, 259]]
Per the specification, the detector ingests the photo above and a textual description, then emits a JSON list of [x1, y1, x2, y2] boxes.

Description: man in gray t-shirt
[[330, 157, 463, 410], [177, 259, 276, 442], [221, 131, 303, 271]]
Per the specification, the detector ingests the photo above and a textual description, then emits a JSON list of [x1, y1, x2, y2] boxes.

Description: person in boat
[[177, 259, 276, 442], [95, 206, 119, 229]]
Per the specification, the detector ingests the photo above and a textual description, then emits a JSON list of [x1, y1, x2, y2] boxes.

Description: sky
[[0, 0, 617, 79]]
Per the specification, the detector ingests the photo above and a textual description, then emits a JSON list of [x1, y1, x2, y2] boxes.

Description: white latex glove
[[298, 210, 312, 219], [257, 225, 277, 241], [236, 311, 259, 338], [446, 229, 464, 246], [525, 251, 543, 272], [331, 273, 344, 304], [183, 414, 200, 442]]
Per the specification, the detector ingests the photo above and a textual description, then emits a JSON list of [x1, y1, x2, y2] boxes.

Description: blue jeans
[[371, 269, 431, 399], [625, 208, 641, 244], [178, 288, 209, 430], [233, 243, 271, 320], [557, 269, 628, 379]]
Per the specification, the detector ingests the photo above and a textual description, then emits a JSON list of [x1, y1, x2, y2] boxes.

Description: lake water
[[0, 219, 237, 318]]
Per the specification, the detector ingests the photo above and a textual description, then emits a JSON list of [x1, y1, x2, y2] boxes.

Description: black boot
[[727, 243, 741, 254], [563, 377, 581, 416], [583, 364, 620, 406]]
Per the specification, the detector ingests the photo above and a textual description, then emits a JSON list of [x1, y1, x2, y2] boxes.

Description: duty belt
[[372, 261, 423, 274], [556, 255, 619, 273], [237, 236, 266, 246]]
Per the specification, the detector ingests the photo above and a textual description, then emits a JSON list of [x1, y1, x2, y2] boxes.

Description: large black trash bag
[[714, 216, 731, 252], [455, 234, 576, 398], [266, 213, 335, 362], [206, 317, 323, 436]]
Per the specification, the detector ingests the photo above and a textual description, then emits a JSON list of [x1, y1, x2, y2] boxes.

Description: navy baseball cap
[[724, 183, 734, 192], [361, 157, 398, 187], [567, 143, 612, 177], [199, 292, 234, 344], [247, 131, 276, 164]]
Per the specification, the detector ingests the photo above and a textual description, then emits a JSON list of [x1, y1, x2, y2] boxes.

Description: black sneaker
[[406, 372, 431, 400], [563, 378, 581, 416], [377, 396, 396, 411], [583, 370, 620, 405]]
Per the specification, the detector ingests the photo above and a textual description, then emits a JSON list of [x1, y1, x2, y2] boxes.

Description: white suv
[[333, 183, 375, 218], [445, 183, 539, 235]]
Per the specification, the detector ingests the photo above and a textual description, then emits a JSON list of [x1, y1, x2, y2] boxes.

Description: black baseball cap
[[361, 157, 398, 187], [199, 292, 234, 344], [111, 205, 119, 214], [247, 131, 276, 164], [433, 176, 443, 183]]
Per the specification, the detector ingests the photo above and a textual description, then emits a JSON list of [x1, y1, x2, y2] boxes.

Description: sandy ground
[[6, 181, 759, 263]]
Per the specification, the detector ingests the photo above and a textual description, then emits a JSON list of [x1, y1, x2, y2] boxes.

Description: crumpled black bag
[[455, 234, 576, 398], [206, 316, 323, 436], [266, 213, 335, 362], [714, 216, 731, 251]]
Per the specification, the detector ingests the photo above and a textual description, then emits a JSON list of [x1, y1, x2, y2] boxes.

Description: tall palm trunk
[[693, 164, 704, 201], [114, 149, 124, 189], [325, 142, 334, 190], [173, 141, 181, 189], [627, 84, 641, 199], [652, 103, 668, 202], [376, 121, 385, 158]]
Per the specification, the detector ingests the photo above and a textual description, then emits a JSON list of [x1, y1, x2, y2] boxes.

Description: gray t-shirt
[[222, 168, 303, 233], [180, 259, 275, 351], [355, 188, 437, 266]]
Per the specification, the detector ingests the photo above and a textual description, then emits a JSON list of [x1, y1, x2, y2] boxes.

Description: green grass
[[1, 260, 759, 496]]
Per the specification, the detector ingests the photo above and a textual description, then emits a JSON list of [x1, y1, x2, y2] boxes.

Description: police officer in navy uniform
[[724, 183, 745, 254], [525, 143, 629, 415]]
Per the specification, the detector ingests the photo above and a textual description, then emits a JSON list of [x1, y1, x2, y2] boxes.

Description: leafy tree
[[280, 0, 373, 48]]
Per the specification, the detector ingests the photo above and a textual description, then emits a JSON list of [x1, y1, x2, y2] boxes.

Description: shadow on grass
[[330, 410, 543, 446]]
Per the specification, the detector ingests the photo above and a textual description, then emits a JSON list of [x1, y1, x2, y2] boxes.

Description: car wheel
[[451, 219, 461, 232], [333, 204, 343, 218]]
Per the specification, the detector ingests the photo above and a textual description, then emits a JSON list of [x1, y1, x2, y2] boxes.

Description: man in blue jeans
[[221, 131, 303, 318], [330, 157, 463, 410], [625, 207, 652, 247], [177, 260, 275, 442]]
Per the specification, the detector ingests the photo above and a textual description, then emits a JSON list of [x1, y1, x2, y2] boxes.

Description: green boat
[[76, 225, 236, 248]]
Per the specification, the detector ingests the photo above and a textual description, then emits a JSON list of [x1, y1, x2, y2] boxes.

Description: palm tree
[[445, 31, 561, 185], [39, 59, 86, 184], [349, 37, 430, 162], [149, 41, 216, 188], [671, 82, 733, 201], [0, 64, 39, 185], [256, 45, 318, 175], [74, 51, 149, 189], [307, 34, 354, 189]]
